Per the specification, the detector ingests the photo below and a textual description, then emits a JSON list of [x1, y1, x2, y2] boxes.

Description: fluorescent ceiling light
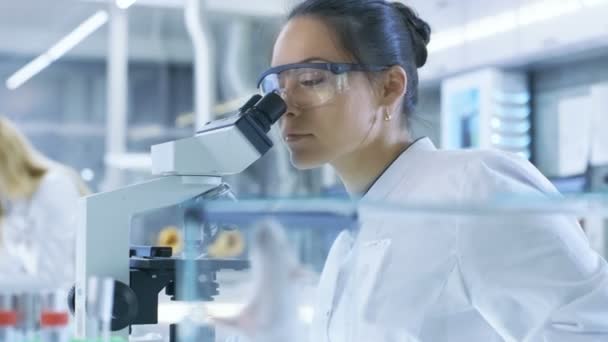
[[5, 57, 53, 91], [6, 10, 109, 90], [428, 0, 608, 53], [80, 0, 183, 8], [116, 0, 137, 9]]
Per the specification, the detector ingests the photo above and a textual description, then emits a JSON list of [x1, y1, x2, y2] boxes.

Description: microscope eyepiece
[[246, 92, 287, 133], [254, 92, 286, 123], [239, 94, 263, 113]]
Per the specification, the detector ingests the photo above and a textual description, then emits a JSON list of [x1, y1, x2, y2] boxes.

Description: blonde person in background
[[0, 116, 90, 286]]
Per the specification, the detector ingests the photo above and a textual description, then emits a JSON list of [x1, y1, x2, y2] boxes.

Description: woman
[[218, 0, 608, 341], [0, 116, 88, 286]]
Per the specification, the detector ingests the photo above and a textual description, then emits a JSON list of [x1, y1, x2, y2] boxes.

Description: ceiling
[[0, 0, 520, 32], [0, 0, 606, 81], [0, 0, 520, 54]]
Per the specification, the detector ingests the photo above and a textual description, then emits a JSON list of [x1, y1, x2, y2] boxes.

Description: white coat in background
[[0, 168, 80, 286], [220, 137, 608, 342]]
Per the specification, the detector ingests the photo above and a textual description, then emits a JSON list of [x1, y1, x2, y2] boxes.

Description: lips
[[284, 133, 313, 142], [283, 128, 313, 142]]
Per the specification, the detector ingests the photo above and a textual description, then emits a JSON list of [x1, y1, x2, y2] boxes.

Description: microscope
[[73, 92, 286, 339]]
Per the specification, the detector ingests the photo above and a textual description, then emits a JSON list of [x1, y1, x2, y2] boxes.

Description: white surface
[[558, 96, 592, 175], [584, 215, 606, 256], [151, 126, 261, 176], [590, 83, 608, 166], [185, 0, 215, 129], [536, 95, 592, 177], [427, 0, 608, 53], [104, 4, 129, 191], [421, 1, 608, 82]]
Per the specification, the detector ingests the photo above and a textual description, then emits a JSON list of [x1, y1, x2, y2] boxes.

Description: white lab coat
[[311, 138, 608, 342], [0, 168, 80, 286]]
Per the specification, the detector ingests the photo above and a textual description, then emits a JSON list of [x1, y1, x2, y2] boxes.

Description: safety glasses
[[257, 63, 389, 109]]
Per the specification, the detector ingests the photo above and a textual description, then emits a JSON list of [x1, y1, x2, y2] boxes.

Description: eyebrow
[[297, 57, 330, 63], [270, 57, 334, 67]]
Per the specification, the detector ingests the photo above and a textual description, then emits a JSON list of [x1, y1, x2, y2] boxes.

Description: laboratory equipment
[[151, 93, 285, 176], [0, 293, 18, 342], [74, 92, 286, 339], [90, 246, 247, 328], [16, 292, 41, 341], [589, 165, 608, 193], [73, 191, 608, 341], [441, 68, 531, 159], [535, 95, 592, 178], [96, 278, 115, 342], [40, 290, 70, 342], [535, 82, 608, 179], [0, 279, 76, 342]]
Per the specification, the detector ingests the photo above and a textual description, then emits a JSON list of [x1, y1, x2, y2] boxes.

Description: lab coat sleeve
[[458, 151, 608, 341], [28, 169, 80, 285]]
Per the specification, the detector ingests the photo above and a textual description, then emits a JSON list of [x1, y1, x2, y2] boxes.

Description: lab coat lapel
[[355, 238, 392, 317], [311, 230, 354, 341], [315, 138, 439, 341], [363, 138, 437, 202], [354, 138, 457, 338]]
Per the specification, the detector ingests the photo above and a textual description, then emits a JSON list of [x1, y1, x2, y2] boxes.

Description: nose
[[279, 79, 303, 117], [281, 92, 301, 118], [284, 105, 301, 119]]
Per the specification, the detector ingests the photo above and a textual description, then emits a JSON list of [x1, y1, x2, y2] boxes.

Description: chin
[[289, 153, 327, 170]]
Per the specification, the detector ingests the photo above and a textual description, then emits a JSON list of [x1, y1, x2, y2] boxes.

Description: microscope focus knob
[[110, 280, 139, 331], [67, 280, 139, 331]]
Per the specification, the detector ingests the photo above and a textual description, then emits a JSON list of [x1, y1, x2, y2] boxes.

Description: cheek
[[317, 92, 375, 147], [284, 85, 376, 168]]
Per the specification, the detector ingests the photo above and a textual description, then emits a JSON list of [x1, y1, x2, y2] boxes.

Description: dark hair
[[288, 0, 431, 122]]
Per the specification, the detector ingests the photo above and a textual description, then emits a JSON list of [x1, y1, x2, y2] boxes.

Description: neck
[[331, 132, 412, 197]]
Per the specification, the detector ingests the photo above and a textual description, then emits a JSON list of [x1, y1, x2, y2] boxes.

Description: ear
[[377, 66, 407, 110]]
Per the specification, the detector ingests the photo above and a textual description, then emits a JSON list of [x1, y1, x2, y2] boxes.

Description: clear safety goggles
[[256, 63, 389, 109]]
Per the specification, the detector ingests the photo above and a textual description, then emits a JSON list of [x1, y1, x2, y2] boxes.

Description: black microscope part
[[130, 245, 172, 258], [247, 92, 287, 133], [238, 94, 262, 113]]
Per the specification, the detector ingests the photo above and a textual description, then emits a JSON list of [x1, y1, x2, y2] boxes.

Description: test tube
[[39, 289, 70, 342], [99, 278, 115, 342], [86, 277, 100, 340], [15, 292, 41, 342], [86, 277, 116, 341], [0, 292, 18, 342]]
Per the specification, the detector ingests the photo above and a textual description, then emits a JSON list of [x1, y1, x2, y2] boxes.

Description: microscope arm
[[75, 175, 221, 338]]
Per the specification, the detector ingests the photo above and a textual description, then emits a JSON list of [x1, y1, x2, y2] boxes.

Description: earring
[[384, 109, 392, 121]]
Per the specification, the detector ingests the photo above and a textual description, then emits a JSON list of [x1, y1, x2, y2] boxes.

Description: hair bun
[[391, 2, 431, 68]]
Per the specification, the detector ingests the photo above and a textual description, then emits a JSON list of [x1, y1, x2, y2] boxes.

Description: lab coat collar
[[362, 137, 436, 202]]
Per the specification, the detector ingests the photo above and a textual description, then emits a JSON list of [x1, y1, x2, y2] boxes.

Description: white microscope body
[[74, 93, 286, 337]]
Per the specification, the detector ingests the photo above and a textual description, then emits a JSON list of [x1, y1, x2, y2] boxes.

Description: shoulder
[[410, 148, 557, 201], [32, 167, 80, 205], [460, 149, 557, 199]]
